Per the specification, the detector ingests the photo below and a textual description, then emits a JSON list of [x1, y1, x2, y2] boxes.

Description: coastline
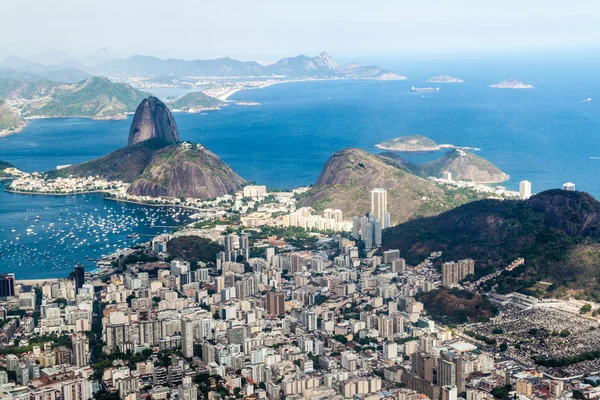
[[375, 143, 481, 152], [218, 77, 346, 101], [103, 195, 206, 213], [4, 186, 208, 214], [0, 123, 27, 139], [3, 187, 107, 196]]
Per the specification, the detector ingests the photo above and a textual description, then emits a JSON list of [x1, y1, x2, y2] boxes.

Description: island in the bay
[[376, 134, 442, 152], [376, 134, 481, 152], [427, 75, 464, 83], [490, 79, 534, 89]]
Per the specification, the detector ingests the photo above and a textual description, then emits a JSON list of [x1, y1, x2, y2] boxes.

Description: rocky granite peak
[[128, 96, 179, 146]]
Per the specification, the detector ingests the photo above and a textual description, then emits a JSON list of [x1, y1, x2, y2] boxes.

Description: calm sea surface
[[1, 54, 599, 278]]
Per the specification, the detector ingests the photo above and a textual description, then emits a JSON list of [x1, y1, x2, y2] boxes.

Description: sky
[[2, 0, 600, 62]]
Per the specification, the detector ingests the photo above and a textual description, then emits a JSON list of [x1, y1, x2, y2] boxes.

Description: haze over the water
[[2, 0, 600, 61]]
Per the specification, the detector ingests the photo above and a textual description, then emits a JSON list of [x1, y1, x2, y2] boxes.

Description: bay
[[1, 54, 600, 278]]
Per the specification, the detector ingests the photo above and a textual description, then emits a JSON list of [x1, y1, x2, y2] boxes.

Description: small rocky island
[[376, 135, 442, 152], [490, 79, 534, 89], [427, 75, 464, 83], [169, 92, 225, 112]]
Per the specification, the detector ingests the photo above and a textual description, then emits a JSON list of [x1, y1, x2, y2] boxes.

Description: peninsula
[[427, 75, 464, 83], [0, 98, 26, 137], [489, 79, 534, 89]]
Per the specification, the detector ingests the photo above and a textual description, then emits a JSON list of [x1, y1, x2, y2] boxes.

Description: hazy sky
[[3, 0, 600, 61]]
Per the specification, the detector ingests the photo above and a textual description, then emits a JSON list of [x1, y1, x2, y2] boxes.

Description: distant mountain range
[[0, 76, 149, 120], [0, 50, 405, 80]]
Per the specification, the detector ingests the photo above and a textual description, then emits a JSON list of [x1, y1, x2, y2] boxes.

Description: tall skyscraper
[[352, 216, 361, 240], [0, 273, 15, 299], [383, 211, 391, 229], [266, 291, 285, 316], [72, 335, 89, 367], [181, 317, 194, 358], [519, 180, 532, 200], [74, 265, 85, 295], [370, 188, 388, 223]]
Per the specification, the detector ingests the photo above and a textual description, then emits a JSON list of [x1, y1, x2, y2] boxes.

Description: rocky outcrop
[[418, 149, 508, 183], [127, 143, 244, 200], [298, 148, 482, 224], [50, 97, 244, 200], [128, 96, 179, 146], [48, 138, 171, 182]]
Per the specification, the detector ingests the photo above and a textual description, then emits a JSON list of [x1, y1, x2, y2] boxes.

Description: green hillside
[[170, 92, 224, 112], [0, 98, 25, 133], [29, 77, 149, 119], [383, 190, 600, 299]]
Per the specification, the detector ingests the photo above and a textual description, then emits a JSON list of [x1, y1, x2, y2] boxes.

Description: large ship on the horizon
[[410, 86, 440, 93]]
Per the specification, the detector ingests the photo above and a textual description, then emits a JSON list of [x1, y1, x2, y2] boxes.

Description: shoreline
[[3, 186, 208, 214], [375, 143, 482, 152], [218, 77, 345, 100], [4, 187, 107, 196], [0, 123, 27, 139], [103, 195, 206, 213]]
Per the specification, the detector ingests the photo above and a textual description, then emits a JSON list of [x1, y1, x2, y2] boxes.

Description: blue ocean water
[[1, 54, 600, 278]]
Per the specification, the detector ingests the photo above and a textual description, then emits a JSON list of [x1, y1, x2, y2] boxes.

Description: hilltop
[[128, 97, 179, 146], [0, 160, 20, 179], [49, 96, 244, 200], [297, 148, 484, 223], [170, 92, 225, 112], [383, 190, 600, 298], [0, 98, 25, 136], [376, 135, 440, 152], [417, 148, 508, 183], [28, 77, 149, 120]]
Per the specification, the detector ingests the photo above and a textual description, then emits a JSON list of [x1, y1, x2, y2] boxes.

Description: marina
[[0, 181, 194, 278]]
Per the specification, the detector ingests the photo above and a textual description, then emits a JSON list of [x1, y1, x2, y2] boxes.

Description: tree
[[580, 303, 592, 314]]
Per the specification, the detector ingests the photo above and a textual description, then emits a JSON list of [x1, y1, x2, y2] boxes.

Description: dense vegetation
[[416, 149, 508, 183], [167, 236, 224, 265], [417, 288, 498, 326], [47, 138, 172, 182], [535, 349, 600, 368], [0, 98, 25, 132], [170, 92, 224, 111], [31, 77, 148, 119], [384, 190, 600, 298], [298, 148, 484, 224], [376, 134, 438, 151]]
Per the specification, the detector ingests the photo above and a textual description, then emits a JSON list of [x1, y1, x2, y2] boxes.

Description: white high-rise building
[[370, 188, 388, 223], [519, 180, 532, 200], [181, 317, 194, 358], [72, 335, 89, 367], [442, 171, 453, 181], [383, 342, 398, 359], [563, 182, 576, 191]]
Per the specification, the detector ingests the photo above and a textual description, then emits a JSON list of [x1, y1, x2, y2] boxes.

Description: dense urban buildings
[[0, 179, 593, 400]]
